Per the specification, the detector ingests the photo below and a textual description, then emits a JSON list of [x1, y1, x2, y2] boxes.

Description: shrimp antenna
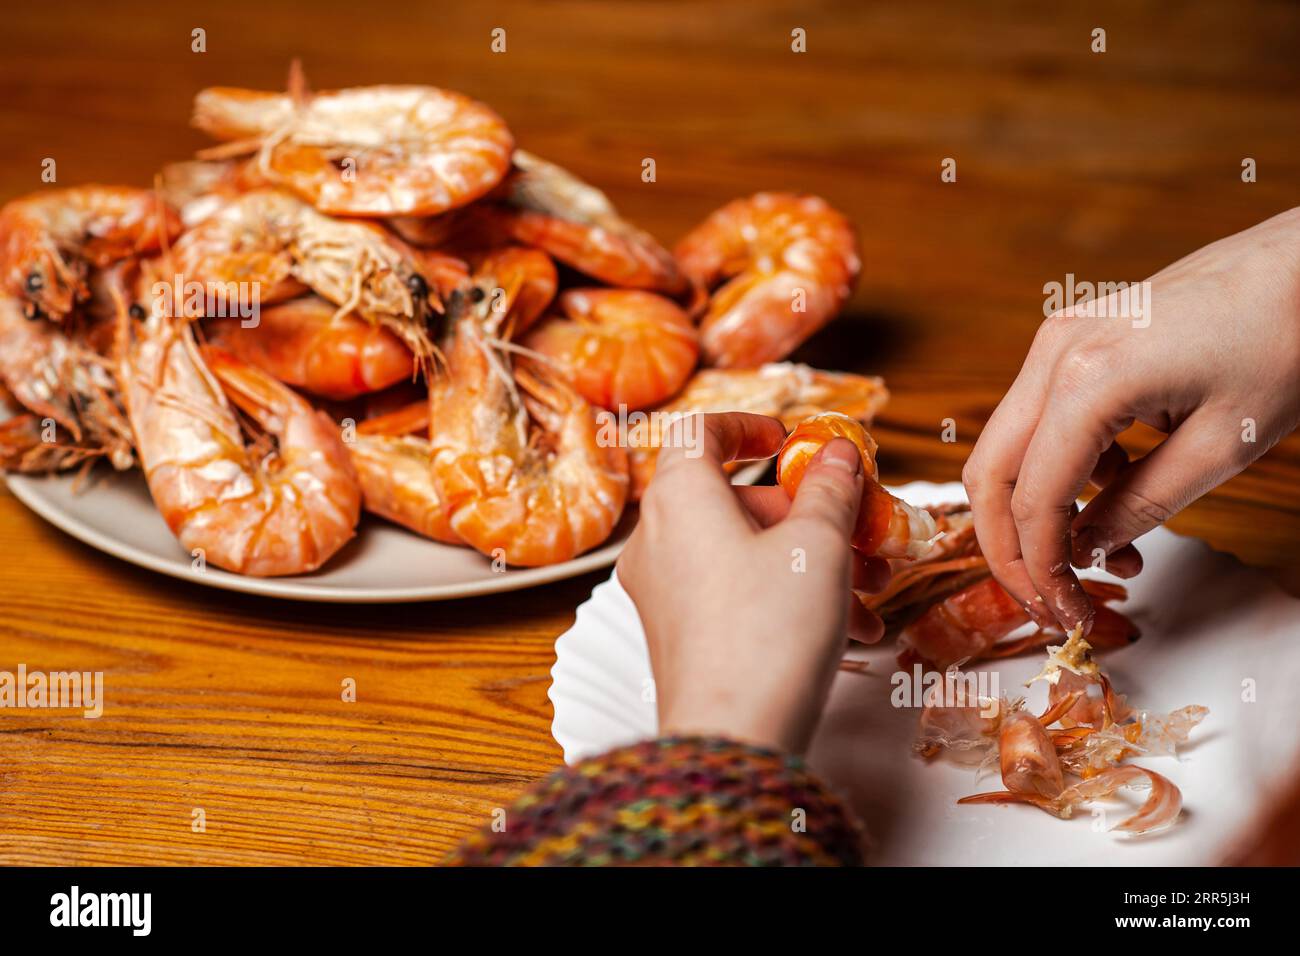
[[287, 59, 311, 108]]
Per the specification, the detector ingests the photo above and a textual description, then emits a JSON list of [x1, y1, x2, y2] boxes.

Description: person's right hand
[[963, 206, 1300, 634]]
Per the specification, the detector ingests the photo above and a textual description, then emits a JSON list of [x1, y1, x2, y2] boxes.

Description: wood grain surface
[[1, 0, 1297, 864]]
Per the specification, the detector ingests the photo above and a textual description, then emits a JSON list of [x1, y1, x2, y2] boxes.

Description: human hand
[[963, 207, 1300, 633], [616, 412, 890, 756]]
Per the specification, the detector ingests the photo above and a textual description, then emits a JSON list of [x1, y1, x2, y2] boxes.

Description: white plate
[[6, 463, 768, 603], [549, 480, 1300, 865]]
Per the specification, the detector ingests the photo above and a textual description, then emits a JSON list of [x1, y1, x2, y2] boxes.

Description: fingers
[[734, 485, 791, 528], [847, 556, 892, 644], [784, 438, 864, 539], [1089, 441, 1129, 489], [1073, 412, 1237, 560], [963, 341, 1056, 623], [654, 411, 786, 480], [1011, 354, 1128, 632]]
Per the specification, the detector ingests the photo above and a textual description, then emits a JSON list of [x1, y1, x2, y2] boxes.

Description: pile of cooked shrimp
[[0, 67, 886, 575], [0, 68, 1202, 834]]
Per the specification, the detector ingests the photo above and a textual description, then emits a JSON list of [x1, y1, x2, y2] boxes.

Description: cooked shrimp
[[776, 412, 937, 560], [116, 272, 360, 575], [428, 284, 630, 566], [627, 362, 889, 498], [0, 186, 179, 321], [160, 158, 271, 227], [496, 151, 685, 294], [674, 192, 860, 367], [896, 577, 1140, 672], [193, 73, 514, 217], [171, 189, 440, 362], [204, 295, 414, 400], [471, 246, 557, 336], [521, 288, 698, 411], [0, 293, 134, 472], [348, 402, 460, 545]]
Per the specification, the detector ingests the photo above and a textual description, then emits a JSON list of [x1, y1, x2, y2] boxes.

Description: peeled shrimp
[[204, 295, 414, 400], [627, 362, 890, 498], [496, 151, 685, 294], [116, 270, 360, 575], [0, 186, 179, 321], [0, 293, 134, 472], [171, 189, 441, 362], [193, 76, 514, 218], [776, 412, 937, 560], [428, 285, 630, 566], [521, 288, 698, 411], [674, 192, 860, 367]]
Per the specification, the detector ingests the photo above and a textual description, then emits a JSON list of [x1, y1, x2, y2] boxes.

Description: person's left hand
[[616, 411, 890, 756]]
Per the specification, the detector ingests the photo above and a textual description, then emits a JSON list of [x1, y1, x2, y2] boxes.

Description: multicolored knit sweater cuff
[[444, 735, 867, 866]]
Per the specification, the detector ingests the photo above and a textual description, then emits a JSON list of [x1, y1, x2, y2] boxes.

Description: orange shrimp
[[776, 412, 937, 560], [193, 71, 514, 218], [171, 189, 442, 362], [428, 284, 630, 567], [896, 578, 1141, 672], [520, 288, 699, 411], [115, 268, 360, 575], [0, 186, 180, 321], [203, 295, 415, 400], [470, 246, 557, 336], [626, 362, 890, 498], [674, 192, 860, 367], [348, 401, 460, 545], [0, 293, 134, 472], [495, 151, 686, 294]]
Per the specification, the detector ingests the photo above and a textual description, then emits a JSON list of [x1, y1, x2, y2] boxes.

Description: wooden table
[[1, 1, 1296, 864]]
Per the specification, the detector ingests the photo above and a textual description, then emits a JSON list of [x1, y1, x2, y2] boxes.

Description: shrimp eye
[[128, 304, 145, 320], [468, 286, 486, 304], [407, 273, 429, 298], [25, 272, 44, 293]]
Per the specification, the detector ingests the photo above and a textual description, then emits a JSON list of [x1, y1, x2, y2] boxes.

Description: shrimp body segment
[[521, 288, 698, 411], [350, 406, 461, 545], [0, 186, 180, 321], [194, 84, 515, 218], [776, 412, 937, 560], [428, 288, 630, 567], [117, 286, 360, 575], [204, 295, 414, 400], [674, 192, 860, 368], [499, 151, 685, 294], [172, 190, 439, 362]]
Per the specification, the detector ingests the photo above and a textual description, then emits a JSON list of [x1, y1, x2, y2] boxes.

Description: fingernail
[[817, 438, 862, 475]]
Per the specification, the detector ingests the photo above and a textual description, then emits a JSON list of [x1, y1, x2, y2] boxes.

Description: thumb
[[785, 437, 864, 539]]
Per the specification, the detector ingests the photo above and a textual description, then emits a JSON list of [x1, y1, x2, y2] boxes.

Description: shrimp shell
[[193, 83, 514, 218]]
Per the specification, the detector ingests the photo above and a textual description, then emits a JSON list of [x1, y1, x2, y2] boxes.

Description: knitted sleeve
[[444, 735, 866, 866]]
